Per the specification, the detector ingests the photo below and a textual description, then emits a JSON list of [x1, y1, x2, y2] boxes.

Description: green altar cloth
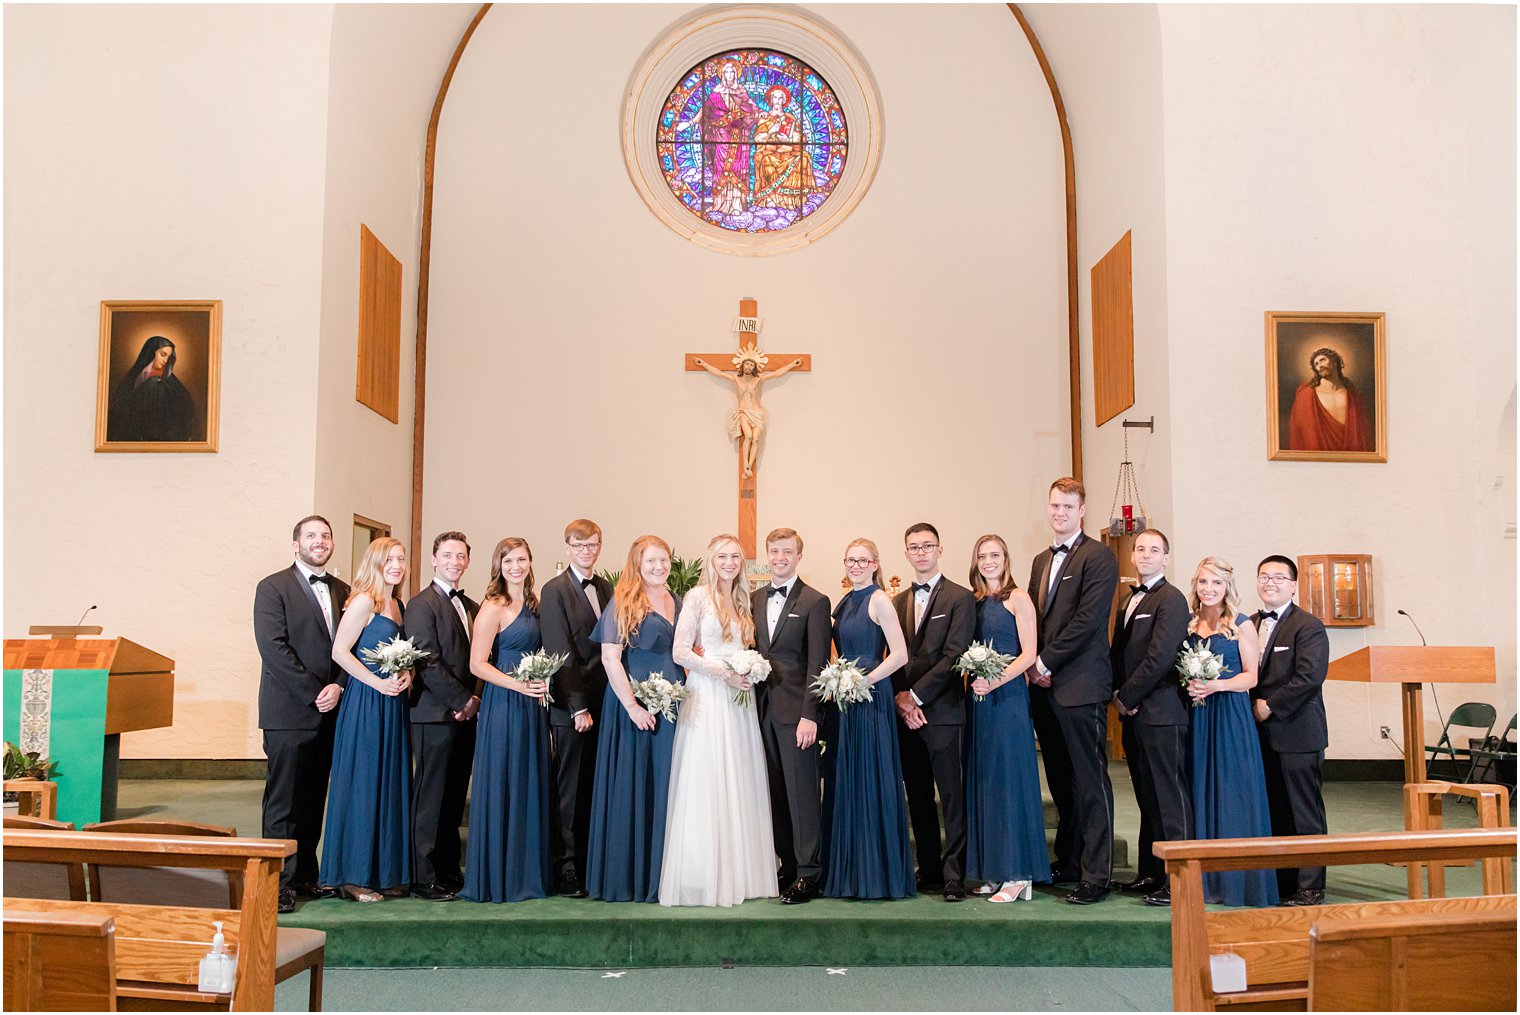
[[4, 667, 110, 826]]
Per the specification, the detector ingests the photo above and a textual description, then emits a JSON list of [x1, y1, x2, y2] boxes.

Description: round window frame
[[622, 5, 884, 256]]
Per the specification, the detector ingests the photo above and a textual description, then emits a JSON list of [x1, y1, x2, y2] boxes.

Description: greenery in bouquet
[[515, 649, 570, 709], [953, 641, 1016, 702], [629, 672, 688, 723], [810, 658, 873, 711]]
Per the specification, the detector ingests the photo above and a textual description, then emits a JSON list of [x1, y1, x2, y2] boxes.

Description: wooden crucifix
[[685, 297, 812, 558]]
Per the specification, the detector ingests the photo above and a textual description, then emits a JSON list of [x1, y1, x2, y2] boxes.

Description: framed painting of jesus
[[1265, 311, 1386, 463], [94, 300, 222, 453]]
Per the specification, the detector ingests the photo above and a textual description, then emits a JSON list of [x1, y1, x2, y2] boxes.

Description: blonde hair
[[484, 537, 538, 614], [700, 533, 754, 646], [1188, 556, 1241, 637], [612, 535, 672, 645], [347, 537, 406, 607], [843, 538, 885, 589], [969, 533, 1019, 602]]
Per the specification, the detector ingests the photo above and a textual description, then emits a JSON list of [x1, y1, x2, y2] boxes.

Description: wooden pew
[[2, 828, 293, 1011], [1404, 781, 1513, 897], [4, 910, 117, 1011], [1308, 908, 1517, 1011], [1155, 828, 1518, 1012]]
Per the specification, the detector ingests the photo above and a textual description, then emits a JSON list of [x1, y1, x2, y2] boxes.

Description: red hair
[[768, 85, 792, 107]]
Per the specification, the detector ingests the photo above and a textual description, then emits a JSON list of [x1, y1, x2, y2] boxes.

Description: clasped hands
[[377, 669, 413, 697], [452, 695, 481, 722], [314, 683, 343, 712], [895, 690, 927, 730]]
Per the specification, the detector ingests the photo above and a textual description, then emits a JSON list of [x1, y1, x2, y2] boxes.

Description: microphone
[[76, 604, 98, 627], [1397, 609, 1428, 647]]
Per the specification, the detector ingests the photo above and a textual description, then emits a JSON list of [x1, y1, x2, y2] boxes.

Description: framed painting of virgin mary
[[94, 300, 221, 453]]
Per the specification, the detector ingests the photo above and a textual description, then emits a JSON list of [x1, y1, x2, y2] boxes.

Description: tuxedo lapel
[[770, 582, 804, 645], [434, 584, 468, 641], [293, 565, 334, 643], [911, 581, 943, 652], [1042, 533, 1084, 616], [896, 589, 913, 643], [563, 572, 596, 629], [1035, 551, 1054, 614], [754, 588, 772, 654]]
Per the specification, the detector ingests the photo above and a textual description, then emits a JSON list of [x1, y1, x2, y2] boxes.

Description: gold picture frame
[[94, 300, 222, 453], [1265, 311, 1386, 463]]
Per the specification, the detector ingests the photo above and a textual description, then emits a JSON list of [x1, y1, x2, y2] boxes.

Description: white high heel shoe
[[988, 880, 1033, 903]]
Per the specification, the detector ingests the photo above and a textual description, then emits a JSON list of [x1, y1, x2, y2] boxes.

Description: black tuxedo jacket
[[891, 577, 976, 726], [403, 581, 480, 722], [254, 564, 351, 730], [538, 568, 615, 726], [1028, 532, 1119, 707], [1111, 578, 1191, 725], [1251, 603, 1330, 753], [752, 579, 831, 726]]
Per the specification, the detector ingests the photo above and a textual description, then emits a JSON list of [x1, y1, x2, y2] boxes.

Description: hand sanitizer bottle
[[197, 920, 237, 993]]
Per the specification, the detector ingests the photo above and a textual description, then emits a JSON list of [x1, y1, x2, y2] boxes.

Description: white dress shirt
[[1124, 575, 1162, 626], [908, 572, 942, 706], [1036, 534, 1081, 676], [568, 564, 602, 618], [766, 577, 796, 640], [1258, 601, 1293, 663], [433, 576, 470, 634], [294, 559, 335, 635]]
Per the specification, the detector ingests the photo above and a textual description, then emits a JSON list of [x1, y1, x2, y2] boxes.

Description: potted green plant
[[667, 554, 704, 597], [3, 741, 59, 817]]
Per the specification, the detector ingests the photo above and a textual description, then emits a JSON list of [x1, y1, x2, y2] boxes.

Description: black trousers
[[411, 719, 475, 885], [549, 723, 598, 879], [1051, 699, 1113, 886], [760, 711, 822, 882], [898, 721, 966, 883], [1259, 741, 1327, 893], [1029, 683, 1077, 873], [262, 723, 334, 890], [1123, 719, 1192, 881]]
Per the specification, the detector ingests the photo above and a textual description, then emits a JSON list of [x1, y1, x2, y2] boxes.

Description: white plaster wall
[[1157, 4, 1517, 758], [424, 3, 1070, 598], [2, 4, 335, 757]]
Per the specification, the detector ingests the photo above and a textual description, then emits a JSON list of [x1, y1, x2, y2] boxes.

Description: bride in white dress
[[659, 533, 778, 907]]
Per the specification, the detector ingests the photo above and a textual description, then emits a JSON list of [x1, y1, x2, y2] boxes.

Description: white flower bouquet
[[954, 641, 1015, 702], [1176, 641, 1227, 706], [725, 648, 772, 707], [629, 672, 688, 724], [359, 635, 430, 675], [810, 658, 873, 711], [514, 649, 570, 709]]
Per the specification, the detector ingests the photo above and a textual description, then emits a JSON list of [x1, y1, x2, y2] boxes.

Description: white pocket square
[[1062, 574, 1074, 581], [1134, 613, 1152, 621], [931, 613, 946, 620], [787, 613, 800, 618], [1273, 645, 1290, 652]]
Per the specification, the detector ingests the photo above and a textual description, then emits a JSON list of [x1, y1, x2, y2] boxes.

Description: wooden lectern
[[3, 636, 174, 824], [1328, 645, 1496, 823]]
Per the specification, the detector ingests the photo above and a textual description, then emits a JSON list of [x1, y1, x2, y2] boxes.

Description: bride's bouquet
[[629, 672, 688, 724], [811, 658, 873, 711], [1175, 641, 1227, 706], [514, 649, 570, 710], [726, 649, 772, 707], [359, 635, 430, 675], [954, 641, 1015, 702]]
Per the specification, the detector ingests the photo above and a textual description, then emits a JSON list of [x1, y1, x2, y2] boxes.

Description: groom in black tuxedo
[[402, 531, 480, 901], [1027, 477, 1119, 904], [254, 515, 350, 912], [750, 527, 831, 905], [1110, 528, 1192, 907], [538, 519, 614, 897], [1251, 554, 1330, 906], [892, 522, 976, 901]]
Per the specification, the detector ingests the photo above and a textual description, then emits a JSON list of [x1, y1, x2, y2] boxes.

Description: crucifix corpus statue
[[685, 297, 812, 557]]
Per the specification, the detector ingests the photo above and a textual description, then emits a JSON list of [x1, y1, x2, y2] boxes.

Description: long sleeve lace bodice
[[672, 587, 742, 682]]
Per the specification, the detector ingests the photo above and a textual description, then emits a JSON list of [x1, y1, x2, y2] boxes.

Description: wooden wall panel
[[1091, 230, 1134, 426], [357, 224, 402, 423]]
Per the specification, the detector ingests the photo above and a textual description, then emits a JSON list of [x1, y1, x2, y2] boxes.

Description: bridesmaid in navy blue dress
[[964, 534, 1050, 902], [824, 538, 915, 900], [463, 537, 553, 903], [1183, 556, 1279, 907], [320, 537, 414, 902], [586, 535, 683, 903]]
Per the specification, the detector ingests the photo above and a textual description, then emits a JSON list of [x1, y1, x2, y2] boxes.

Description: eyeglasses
[[1256, 574, 1294, 586], [843, 557, 875, 567], [906, 543, 939, 555], [568, 541, 600, 552]]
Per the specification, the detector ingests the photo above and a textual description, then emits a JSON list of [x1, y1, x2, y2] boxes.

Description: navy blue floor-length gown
[[823, 585, 915, 900], [1188, 619, 1279, 907], [319, 609, 412, 890], [965, 597, 1051, 886], [585, 599, 683, 903], [462, 609, 553, 902]]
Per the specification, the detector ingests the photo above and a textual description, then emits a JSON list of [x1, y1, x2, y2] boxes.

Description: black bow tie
[[1050, 544, 1070, 556], [447, 588, 464, 600], [1128, 583, 1148, 598], [771, 585, 789, 597], [578, 575, 596, 590], [912, 582, 932, 594], [308, 573, 328, 586], [1262, 609, 1282, 622]]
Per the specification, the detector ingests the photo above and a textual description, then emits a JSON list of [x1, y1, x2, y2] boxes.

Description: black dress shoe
[[780, 877, 820, 905], [915, 873, 945, 894], [411, 882, 459, 901], [278, 888, 297, 913], [1116, 875, 1162, 894], [294, 882, 339, 900], [1065, 880, 1111, 905], [1281, 888, 1325, 907], [1142, 886, 1171, 907], [942, 878, 967, 902], [556, 872, 588, 898], [439, 874, 464, 893], [1049, 865, 1081, 886]]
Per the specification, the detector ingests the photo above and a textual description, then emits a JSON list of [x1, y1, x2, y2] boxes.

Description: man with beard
[[1287, 346, 1372, 452]]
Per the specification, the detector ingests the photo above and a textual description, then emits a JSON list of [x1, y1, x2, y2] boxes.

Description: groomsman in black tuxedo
[[254, 515, 350, 913], [1027, 477, 1119, 904], [751, 527, 831, 905], [1110, 528, 1192, 907], [892, 523, 976, 901], [538, 519, 614, 897], [402, 531, 480, 901], [1251, 554, 1330, 906]]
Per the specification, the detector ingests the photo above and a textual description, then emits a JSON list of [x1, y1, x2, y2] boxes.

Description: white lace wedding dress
[[658, 586, 778, 907]]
